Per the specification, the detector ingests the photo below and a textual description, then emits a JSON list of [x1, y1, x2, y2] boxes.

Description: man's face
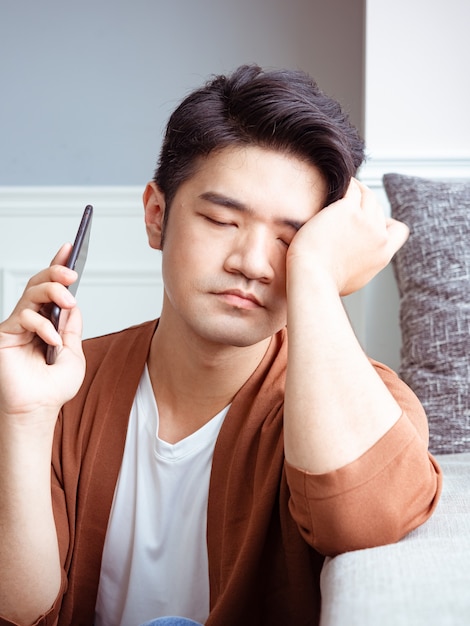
[[154, 145, 327, 348]]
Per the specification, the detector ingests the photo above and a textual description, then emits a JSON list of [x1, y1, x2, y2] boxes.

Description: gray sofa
[[321, 452, 470, 625], [319, 174, 470, 625]]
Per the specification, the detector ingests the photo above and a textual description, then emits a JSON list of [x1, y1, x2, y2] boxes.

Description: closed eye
[[277, 230, 297, 248], [203, 215, 234, 227]]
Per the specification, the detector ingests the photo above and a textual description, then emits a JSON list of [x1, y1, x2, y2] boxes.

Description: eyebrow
[[199, 191, 305, 232]]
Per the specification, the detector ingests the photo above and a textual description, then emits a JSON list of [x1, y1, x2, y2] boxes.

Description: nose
[[224, 227, 275, 283]]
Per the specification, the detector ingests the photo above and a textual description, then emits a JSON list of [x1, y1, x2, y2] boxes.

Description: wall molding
[[359, 156, 470, 188], [0, 186, 143, 216], [0, 267, 163, 319]]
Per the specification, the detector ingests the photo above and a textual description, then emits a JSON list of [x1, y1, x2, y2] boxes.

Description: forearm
[[284, 264, 401, 474], [0, 416, 61, 624]]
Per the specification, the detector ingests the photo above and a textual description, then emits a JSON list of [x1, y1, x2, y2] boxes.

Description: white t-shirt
[[94, 365, 228, 626]]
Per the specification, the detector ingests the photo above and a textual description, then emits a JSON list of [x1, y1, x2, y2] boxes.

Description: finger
[[50, 242, 73, 266], [343, 179, 384, 223], [15, 307, 63, 349], [59, 306, 83, 349], [25, 264, 78, 291], [386, 218, 410, 255], [53, 306, 84, 364], [24, 281, 77, 312], [3, 282, 77, 337], [343, 177, 362, 203], [353, 178, 385, 218], [23, 242, 76, 291]]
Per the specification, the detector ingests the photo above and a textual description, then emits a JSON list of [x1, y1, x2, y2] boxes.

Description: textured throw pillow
[[383, 173, 470, 455]]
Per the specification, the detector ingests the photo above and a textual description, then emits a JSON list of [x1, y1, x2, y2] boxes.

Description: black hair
[[154, 64, 365, 232]]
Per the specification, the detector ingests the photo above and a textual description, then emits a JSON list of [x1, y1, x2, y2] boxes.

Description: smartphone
[[45, 204, 93, 364]]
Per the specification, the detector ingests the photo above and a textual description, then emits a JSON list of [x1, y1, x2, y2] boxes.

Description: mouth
[[215, 289, 262, 310]]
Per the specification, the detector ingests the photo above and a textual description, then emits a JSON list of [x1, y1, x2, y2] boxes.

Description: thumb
[[59, 306, 84, 354]]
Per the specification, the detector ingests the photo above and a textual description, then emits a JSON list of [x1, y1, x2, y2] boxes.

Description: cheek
[[161, 227, 216, 298]]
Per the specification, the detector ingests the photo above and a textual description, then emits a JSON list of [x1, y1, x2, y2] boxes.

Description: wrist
[[286, 252, 340, 298], [0, 407, 59, 440]]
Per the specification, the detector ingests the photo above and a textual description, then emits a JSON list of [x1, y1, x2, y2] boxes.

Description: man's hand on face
[[286, 178, 409, 296], [0, 244, 86, 426]]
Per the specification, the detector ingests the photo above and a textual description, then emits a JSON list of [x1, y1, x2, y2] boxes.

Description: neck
[[147, 311, 271, 442]]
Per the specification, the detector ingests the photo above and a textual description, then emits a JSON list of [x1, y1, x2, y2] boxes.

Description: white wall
[[365, 0, 470, 159], [0, 0, 364, 185], [354, 0, 470, 370]]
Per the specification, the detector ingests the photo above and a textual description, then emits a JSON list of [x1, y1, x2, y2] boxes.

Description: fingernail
[[65, 291, 76, 305]]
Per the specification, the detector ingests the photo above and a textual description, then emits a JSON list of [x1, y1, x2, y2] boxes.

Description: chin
[[194, 318, 282, 348]]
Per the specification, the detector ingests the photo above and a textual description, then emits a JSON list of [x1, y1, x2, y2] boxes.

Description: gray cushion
[[320, 452, 470, 626], [383, 174, 470, 454]]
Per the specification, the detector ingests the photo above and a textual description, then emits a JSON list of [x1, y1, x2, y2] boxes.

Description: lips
[[215, 289, 262, 309]]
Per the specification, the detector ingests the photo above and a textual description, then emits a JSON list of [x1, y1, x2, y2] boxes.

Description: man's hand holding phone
[[0, 245, 85, 424], [0, 207, 92, 425]]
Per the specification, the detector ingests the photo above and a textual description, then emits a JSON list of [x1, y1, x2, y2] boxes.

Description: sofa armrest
[[320, 452, 470, 626]]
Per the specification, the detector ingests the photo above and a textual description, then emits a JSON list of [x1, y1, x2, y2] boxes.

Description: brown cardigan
[[0, 320, 442, 626]]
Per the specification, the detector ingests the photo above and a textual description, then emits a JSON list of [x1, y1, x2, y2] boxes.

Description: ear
[[143, 182, 166, 250]]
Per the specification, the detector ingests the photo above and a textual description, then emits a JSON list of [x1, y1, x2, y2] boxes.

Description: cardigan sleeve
[[285, 360, 443, 557]]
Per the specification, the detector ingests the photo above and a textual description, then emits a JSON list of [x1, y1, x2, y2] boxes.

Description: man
[[0, 65, 441, 626]]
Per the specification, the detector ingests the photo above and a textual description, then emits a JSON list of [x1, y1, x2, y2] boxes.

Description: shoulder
[[60, 319, 158, 430], [70, 319, 158, 403], [83, 319, 158, 368]]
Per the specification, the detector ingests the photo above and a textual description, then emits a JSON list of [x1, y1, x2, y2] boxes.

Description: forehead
[[183, 145, 327, 220]]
